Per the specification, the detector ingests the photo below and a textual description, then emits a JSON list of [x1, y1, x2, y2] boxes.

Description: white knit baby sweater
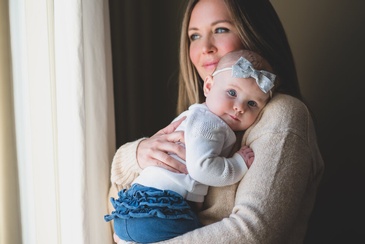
[[133, 103, 247, 202]]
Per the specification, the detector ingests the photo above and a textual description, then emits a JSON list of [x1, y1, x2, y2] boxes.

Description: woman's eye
[[189, 33, 200, 41], [248, 100, 257, 107], [227, 89, 237, 97], [215, 27, 229, 34]]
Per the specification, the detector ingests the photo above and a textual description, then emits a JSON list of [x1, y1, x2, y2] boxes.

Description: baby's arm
[[236, 145, 254, 168]]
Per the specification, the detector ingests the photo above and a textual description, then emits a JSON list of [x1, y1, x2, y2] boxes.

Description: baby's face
[[204, 71, 270, 131]]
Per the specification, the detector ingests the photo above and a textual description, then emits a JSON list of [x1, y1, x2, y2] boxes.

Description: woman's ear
[[203, 75, 213, 96]]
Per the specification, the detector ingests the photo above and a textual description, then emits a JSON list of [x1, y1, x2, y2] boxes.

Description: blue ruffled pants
[[104, 184, 201, 243]]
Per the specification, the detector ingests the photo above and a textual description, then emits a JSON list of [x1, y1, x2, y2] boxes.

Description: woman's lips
[[203, 61, 218, 73]]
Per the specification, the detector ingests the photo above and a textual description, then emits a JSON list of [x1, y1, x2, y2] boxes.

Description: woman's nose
[[201, 37, 217, 54]]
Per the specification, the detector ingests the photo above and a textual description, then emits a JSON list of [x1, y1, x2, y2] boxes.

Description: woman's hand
[[137, 116, 188, 174]]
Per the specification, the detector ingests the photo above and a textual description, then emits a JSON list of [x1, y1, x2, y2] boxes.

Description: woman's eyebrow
[[188, 20, 233, 32], [211, 19, 233, 26]]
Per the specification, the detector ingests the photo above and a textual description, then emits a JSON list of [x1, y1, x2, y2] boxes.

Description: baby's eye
[[248, 100, 257, 107], [227, 89, 237, 97], [189, 33, 200, 41], [215, 27, 229, 34]]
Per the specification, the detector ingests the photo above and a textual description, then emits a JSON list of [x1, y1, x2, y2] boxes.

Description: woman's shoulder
[[266, 93, 307, 114], [246, 93, 313, 137]]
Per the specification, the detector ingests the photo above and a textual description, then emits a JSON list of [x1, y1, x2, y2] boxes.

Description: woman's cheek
[[216, 35, 245, 54], [189, 43, 199, 67]]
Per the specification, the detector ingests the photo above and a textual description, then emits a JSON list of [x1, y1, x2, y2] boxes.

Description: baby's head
[[213, 49, 276, 96], [216, 49, 273, 70], [203, 50, 276, 132]]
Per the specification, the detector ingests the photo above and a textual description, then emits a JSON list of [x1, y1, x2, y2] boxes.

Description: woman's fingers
[[137, 130, 187, 173], [153, 149, 187, 173], [136, 117, 187, 173], [148, 135, 187, 173]]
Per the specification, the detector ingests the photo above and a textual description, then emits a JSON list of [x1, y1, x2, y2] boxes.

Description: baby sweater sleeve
[[184, 107, 247, 187]]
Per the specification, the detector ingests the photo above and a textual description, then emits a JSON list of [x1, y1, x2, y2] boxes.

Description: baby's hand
[[237, 145, 254, 168]]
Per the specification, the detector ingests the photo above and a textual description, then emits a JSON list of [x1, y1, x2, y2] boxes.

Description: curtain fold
[[0, 0, 22, 243], [8, 0, 115, 243]]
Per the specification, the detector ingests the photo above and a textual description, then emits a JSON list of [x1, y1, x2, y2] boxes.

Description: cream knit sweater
[[107, 94, 324, 244]]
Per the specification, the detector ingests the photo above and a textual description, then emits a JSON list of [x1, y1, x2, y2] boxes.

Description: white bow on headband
[[212, 56, 276, 94]]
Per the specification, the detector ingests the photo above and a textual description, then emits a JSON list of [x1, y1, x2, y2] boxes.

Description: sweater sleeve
[[185, 108, 247, 187], [158, 94, 324, 244], [110, 138, 145, 187]]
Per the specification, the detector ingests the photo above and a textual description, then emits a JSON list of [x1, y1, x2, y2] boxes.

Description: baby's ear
[[203, 75, 213, 96]]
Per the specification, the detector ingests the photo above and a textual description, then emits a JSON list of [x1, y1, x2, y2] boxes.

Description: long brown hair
[[177, 0, 301, 114]]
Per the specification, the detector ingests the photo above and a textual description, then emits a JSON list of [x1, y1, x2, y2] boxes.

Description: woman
[[109, 0, 324, 243]]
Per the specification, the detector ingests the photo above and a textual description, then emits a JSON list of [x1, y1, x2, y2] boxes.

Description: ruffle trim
[[104, 184, 194, 221]]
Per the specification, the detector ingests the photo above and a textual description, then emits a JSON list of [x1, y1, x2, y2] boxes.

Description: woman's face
[[188, 0, 244, 80]]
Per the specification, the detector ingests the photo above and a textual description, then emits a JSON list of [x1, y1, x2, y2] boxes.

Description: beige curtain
[[2, 0, 115, 243], [0, 0, 22, 243]]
